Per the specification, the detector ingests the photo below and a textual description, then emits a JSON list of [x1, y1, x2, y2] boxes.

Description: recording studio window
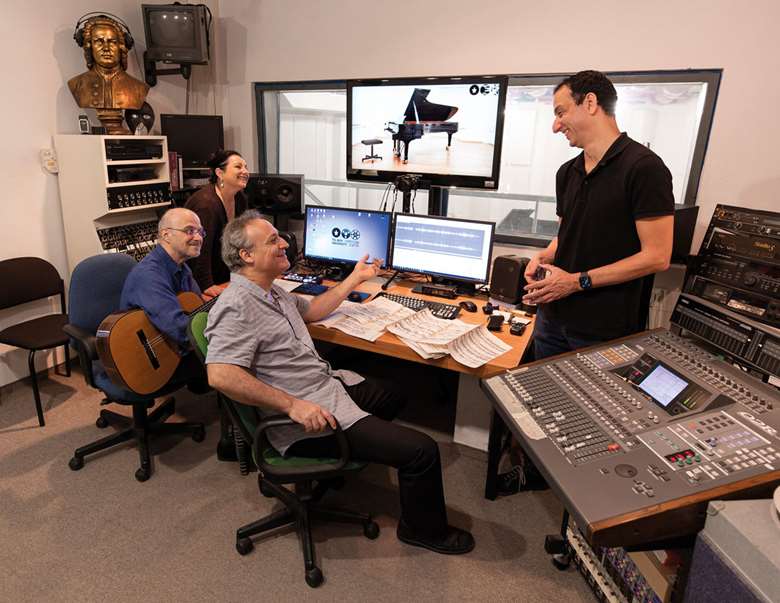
[[256, 70, 719, 246]]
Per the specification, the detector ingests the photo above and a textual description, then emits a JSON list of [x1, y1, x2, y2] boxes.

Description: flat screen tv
[[161, 114, 224, 168], [142, 3, 210, 64], [347, 75, 507, 189], [304, 205, 393, 269]]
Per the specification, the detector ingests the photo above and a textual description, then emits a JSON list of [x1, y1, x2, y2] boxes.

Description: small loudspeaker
[[246, 174, 304, 214], [489, 255, 530, 303]]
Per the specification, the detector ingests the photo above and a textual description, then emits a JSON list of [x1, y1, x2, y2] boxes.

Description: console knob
[[744, 274, 758, 287]]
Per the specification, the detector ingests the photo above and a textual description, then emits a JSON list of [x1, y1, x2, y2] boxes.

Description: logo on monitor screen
[[331, 227, 360, 241]]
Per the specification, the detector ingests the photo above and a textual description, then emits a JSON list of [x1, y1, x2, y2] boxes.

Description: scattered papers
[[313, 298, 513, 368], [313, 296, 414, 342], [388, 308, 511, 367]]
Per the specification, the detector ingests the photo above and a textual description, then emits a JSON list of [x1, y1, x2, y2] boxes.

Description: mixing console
[[482, 329, 780, 548], [96, 220, 158, 261]]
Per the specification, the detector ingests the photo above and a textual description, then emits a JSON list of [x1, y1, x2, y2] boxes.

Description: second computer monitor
[[391, 213, 495, 284], [303, 205, 392, 268]]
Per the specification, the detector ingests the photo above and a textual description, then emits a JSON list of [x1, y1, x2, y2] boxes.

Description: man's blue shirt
[[120, 245, 202, 351]]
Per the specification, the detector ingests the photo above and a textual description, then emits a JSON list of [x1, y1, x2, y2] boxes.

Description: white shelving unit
[[54, 135, 172, 274]]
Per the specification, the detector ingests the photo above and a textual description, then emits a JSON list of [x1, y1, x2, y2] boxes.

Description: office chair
[[188, 310, 379, 588], [64, 253, 205, 482], [0, 257, 71, 427]]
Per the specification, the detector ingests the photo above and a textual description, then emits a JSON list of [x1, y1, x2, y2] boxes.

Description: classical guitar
[[96, 291, 207, 395]]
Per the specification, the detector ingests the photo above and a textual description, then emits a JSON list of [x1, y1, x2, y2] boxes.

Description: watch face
[[579, 273, 592, 289]]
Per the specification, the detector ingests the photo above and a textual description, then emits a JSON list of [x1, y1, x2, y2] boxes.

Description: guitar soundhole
[[136, 329, 161, 370]]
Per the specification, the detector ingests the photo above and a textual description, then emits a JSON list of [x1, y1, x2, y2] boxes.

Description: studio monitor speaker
[[489, 255, 530, 303], [246, 174, 304, 214]]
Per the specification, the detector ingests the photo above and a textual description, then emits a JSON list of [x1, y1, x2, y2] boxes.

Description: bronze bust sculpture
[[68, 15, 149, 134]]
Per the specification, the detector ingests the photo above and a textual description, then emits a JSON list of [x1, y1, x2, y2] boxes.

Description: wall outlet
[[40, 148, 58, 174]]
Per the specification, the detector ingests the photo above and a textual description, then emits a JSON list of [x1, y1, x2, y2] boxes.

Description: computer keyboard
[[282, 272, 322, 284], [376, 292, 461, 320]]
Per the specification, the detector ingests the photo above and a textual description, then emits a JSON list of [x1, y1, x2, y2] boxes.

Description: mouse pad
[[347, 291, 370, 303], [291, 283, 329, 296]]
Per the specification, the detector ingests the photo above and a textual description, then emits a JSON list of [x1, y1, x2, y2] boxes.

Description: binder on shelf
[[177, 156, 184, 193], [168, 151, 179, 190]]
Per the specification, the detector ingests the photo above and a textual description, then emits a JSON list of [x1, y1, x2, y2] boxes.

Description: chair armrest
[[63, 324, 98, 387], [254, 414, 350, 479]]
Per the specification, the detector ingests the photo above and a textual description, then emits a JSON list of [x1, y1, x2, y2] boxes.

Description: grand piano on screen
[[385, 88, 459, 163]]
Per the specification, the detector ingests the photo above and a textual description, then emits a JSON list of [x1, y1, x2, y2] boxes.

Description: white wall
[[0, 0, 220, 387], [2, 0, 778, 388], [218, 0, 780, 250]]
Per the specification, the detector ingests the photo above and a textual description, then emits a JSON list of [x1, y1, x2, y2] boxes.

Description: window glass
[[257, 72, 717, 247]]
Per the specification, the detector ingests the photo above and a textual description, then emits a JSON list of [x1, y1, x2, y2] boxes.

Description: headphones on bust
[[73, 12, 134, 50]]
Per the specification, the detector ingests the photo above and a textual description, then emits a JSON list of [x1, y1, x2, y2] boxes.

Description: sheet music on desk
[[311, 297, 512, 368], [314, 296, 414, 342], [388, 308, 511, 367]]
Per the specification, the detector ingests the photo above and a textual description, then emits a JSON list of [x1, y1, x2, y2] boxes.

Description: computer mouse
[[459, 300, 477, 313], [347, 291, 364, 303]]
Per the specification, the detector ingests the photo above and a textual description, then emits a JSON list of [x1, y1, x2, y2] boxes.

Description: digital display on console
[[304, 205, 392, 267], [390, 213, 494, 284], [637, 364, 689, 408]]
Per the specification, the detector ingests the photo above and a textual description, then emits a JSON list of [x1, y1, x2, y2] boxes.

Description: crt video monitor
[[304, 205, 393, 270], [391, 213, 495, 286], [347, 75, 507, 190]]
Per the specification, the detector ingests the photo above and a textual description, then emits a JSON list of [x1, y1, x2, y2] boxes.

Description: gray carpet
[[0, 367, 596, 602]]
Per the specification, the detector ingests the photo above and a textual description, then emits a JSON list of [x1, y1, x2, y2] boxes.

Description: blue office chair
[[64, 253, 205, 482]]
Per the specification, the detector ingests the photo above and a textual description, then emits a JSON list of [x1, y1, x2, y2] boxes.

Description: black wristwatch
[[579, 271, 592, 290]]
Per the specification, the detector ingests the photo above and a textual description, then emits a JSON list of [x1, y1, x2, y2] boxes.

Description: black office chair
[[64, 253, 205, 482], [0, 257, 71, 427], [188, 310, 379, 588]]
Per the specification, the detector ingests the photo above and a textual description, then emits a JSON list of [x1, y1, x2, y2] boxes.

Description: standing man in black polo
[[499, 70, 675, 494], [523, 70, 674, 355]]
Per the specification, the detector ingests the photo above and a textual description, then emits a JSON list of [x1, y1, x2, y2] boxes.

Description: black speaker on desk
[[246, 174, 304, 214], [489, 255, 530, 303]]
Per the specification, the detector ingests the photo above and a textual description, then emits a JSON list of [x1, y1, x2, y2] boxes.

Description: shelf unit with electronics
[[54, 135, 173, 273]]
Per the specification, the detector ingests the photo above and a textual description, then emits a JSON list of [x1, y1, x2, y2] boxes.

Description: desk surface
[[307, 279, 533, 379]]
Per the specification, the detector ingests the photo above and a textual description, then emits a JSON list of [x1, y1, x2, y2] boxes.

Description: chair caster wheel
[[259, 480, 275, 498], [552, 552, 571, 570], [305, 566, 323, 588], [363, 520, 380, 540], [236, 537, 253, 556], [192, 426, 206, 443], [95, 416, 109, 428], [135, 466, 150, 482], [68, 456, 84, 471]]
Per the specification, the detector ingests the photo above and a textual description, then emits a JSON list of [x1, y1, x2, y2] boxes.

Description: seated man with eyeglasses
[[119, 207, 209, 388]]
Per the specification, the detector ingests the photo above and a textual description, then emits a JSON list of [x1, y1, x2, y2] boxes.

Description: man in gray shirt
[[205, 210, 474, 555]]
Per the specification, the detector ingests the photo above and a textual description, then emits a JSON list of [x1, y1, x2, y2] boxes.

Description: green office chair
[[187, 310, 379, 588]]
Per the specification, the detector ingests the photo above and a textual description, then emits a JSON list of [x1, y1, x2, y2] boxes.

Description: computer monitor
[[347, 75, 507, 190], [161, 114, 224, 168], [303, 205, 393, 270], [390, 213, 495, 286]]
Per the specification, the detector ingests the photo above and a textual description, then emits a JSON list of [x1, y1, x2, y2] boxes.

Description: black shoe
[[216, 439, 238, 462], [496, 464, 549, 496], [397, 522, 475, 555]]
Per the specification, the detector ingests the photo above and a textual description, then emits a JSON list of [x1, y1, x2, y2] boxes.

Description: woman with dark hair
[[184, 149, 250, 299]]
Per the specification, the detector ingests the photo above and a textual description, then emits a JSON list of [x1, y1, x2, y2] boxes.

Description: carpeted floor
[[0, 366, 596, 602]]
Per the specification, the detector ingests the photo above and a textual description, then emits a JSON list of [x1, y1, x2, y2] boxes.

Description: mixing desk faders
[[481, 329, 780, 547]]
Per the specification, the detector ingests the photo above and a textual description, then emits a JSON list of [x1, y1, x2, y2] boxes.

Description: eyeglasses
[[167, 226, 206, 238]]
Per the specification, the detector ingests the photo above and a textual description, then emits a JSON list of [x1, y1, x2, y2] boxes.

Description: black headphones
[[73, 12, 134, 50]]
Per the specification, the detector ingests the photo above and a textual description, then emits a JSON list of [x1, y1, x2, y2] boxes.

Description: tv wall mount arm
[[144, 52, 192, 87]]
